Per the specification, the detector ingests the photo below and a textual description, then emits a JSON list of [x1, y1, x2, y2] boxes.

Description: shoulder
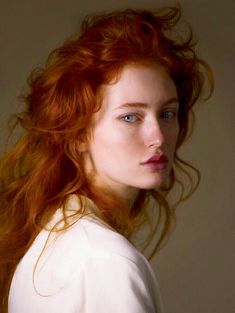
[[41, 194, 148, 267], [9, 195, 164, 312], [20, 195, 156, 285], [37, 213, 152, 279], [38, 194, 158, 282], [46, 217, 163, 312]]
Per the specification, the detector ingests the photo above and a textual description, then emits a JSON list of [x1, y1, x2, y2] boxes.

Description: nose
[[144, 119, 165, 148]]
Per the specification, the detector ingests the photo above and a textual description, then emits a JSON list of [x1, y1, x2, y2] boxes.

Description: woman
[[0, 7, 213, 313]]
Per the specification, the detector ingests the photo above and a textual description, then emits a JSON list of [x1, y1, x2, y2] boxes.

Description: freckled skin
[[83, 64, 179, 203]]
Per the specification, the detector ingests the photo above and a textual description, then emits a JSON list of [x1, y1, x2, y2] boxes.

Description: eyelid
[[160, 108, 178, 119], [118, 107, 179, 122], [119, 112, 144, 122]]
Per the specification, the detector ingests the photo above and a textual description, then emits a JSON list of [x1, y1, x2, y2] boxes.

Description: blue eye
[[121, 115, 139, 123], [161, 111, 176, 120]]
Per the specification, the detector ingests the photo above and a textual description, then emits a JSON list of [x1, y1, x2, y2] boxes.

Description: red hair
[[0, 7, 213, 311]]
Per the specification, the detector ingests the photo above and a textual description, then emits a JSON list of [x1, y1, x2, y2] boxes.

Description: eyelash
[[120, 113, 142, 123], [120, 110, 178, 124], [160, 110, 178, 120]]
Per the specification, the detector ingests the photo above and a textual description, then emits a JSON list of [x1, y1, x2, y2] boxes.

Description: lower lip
[[141, 161, 168, 171]]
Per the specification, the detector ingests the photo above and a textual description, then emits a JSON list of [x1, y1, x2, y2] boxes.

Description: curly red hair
[[0, 7, 213, 311]]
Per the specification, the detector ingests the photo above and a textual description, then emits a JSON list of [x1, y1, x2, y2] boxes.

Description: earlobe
[[68, 140, 89, 155], [77, 141, 89, 153], [77, 129, 93, 153]]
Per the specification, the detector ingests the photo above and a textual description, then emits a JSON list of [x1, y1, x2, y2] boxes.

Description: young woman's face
[[84, 64, 179, 202]]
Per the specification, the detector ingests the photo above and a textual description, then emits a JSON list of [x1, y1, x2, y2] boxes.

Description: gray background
[[1, 0, 234, 312]]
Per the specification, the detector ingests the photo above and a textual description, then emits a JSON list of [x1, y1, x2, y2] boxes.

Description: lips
[[141, 154, 169, 170]]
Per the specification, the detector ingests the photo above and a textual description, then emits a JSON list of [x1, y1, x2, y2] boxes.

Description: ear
[[76, 141, 89, 153], [68, 139, 89, 154], [72, 130, 92, 153]]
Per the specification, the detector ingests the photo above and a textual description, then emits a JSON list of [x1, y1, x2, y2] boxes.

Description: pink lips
[[141, 154, 169, 170]]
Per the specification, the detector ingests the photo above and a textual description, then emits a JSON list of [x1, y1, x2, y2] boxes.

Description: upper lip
[[141, 153, 168, 164]]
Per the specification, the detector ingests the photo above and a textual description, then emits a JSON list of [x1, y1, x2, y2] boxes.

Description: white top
[[8, 195, 164, 313]]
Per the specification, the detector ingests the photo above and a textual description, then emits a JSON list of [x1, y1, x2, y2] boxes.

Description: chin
[[139, 175, 169, 190], [138, 181, 164, 191]]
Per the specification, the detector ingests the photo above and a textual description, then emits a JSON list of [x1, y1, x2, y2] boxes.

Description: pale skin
[[83, 63, 179, 207]]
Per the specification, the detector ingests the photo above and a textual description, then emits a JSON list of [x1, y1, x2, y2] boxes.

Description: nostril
[[148, 139, 162, 148]]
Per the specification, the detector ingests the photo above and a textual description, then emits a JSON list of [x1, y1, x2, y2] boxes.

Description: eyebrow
[[115, 97, 179, 110]]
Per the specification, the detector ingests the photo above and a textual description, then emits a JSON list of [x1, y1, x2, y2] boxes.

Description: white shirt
[[8, 195, 164, 313]]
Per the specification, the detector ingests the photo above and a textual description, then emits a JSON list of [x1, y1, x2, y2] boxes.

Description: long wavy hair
[[0, 7, 213, 311]]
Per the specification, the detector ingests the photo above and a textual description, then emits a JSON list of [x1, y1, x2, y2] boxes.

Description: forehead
[[99, 64, 177, 111]]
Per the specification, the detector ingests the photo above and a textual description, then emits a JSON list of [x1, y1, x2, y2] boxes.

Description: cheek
[[97, 122, 137, 145], [90, 125, 123, 156], [165, 124, 179, 146], [172, 125, 180, 142]]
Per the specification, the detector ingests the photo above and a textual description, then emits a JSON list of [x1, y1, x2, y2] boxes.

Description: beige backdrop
[[1, 0, 234, 312]]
